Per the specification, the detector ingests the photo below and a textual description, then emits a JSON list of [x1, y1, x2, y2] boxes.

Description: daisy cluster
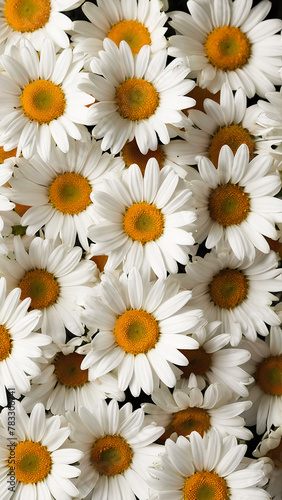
[[0, 0, 281, 499]]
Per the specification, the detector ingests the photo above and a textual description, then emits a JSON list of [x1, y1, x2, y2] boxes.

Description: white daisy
[[0, 276, 51, 407], [0, 235, 96, 343], [10, 139, 124, 250], [168, 0, 282, 97], [66, 399, 164, 500], [253, 425, 282, 500], [0, 0, 84, 51], [0, 38, 94, 161], [191, 144, 282, 260], [72, 0, 168, 69], [0, 146, 17, 186], [0, 401, 83, 500], [148, 428, 271, 500], [143, 382, 252, 442], [78, 268, 203, 396], [183, 248, 282, 346], [21, 335, 125, 416], [0, 209, 35, 256], [256, 87, 282, 162], [88, 160, 196, 279], [83, 38, 195, 154]]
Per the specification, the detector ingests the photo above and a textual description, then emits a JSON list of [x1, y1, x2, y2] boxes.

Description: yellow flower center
[[4, 0, 51, 33], [179, 347, 212, 378], [49, 172, 92, 215], [209, 125, 255, 168], [114, 308, 159, 354], [0, 146, 17, 162], [116, 78, 159, 121], [0, 324, 11, 361], [183, 470, 229, 500], [208, 183, 250, 226], [18, 269, 59, 310], [267, 440, 282, 469], [123, 202, 164, 244], [205, 26, 251, 71], [209, 268, 248, 310], [162, 408, 210, 442], [255, 355, 282, 396], [20, 79, 66, 125], [54, 352, 88, 387], [91, 434, 133, 476], [107, 20, 151, 55], [14, 441, 52, 484], [121, 139, 165, 175]]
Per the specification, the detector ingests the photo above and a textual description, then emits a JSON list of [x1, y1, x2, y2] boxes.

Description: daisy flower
[[0, 209, 35, 256], [79, 268, 203, 396], [183, 82, 273, 167], [148, 428, 271, 500], [89, 160, 196, 278], [256, 87, 282, 161], [168, 0, 282, 97], [21, 335, 125, 416], [253, 425, 282, 500], [84, 38, 196, 154], [143, 382, 252, 442], [191, 144, 282, 260], [0, 38, 94, 161], [0, 146, 17, 186], [66, 399, 164, 500], [0, 0, 84, 50], [0, 276, 51, 407], [0, 401, 83, 500], [184, 249, 282, 346], [241, 324, 282, 435], [72, 0, 168, 69], [0, 235, 96, 343], [10, 139, 124, 250]]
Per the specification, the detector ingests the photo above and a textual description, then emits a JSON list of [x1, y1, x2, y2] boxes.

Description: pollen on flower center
[[121, 139, 165, 175], [179, 347, 212, 378], [114, 308, 159, 354], [54, 352, 88, 387], [208, 183, 250, 226], [4, 0, 51, 33], [183, 470, 228, 500], [18, 269, 59, 310], [166, 407, 211, 440], [116, 78, 159, 121], [255, 355, 282, 396], [0, 324, 11, 361], [123, 202, 164, 244], [14, 440, 52, 484], [91, 434, 133, 476], [209, 268, 248, 309], [205, 26, 251, 71], [209, 125, 255, 168], [49, 172, 92, 215], [20, 79, 66, 125], [107, 20, 151, 55]]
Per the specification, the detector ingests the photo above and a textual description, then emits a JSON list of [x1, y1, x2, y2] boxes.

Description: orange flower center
[[183, 470, 229, 500], [49, 172, 92, 215], [123, 202, 164, 244], [179, 347, 212, 378], [255, 355, 282, 396], [54, 352, 88, 387], [162, 407, 210, 442], [4, 0, 51, 33], [20, 79, 65, 125], [91, 434, 133, 476], [14, 441, 52, 484], [114, 308, 159, 354], [116, 78, 159, 121], [209, 268, 248, 309], [107, 20, 151, 55], [208, 183, 250, 226], [90, 255, 108, 272], [209, 125, 255, 168], [18, 269, 59, 310], [0, 324, 11, 361], [205, 26, 251, 71], [121, 139, 165, 175], [0, 146, 17, 162]]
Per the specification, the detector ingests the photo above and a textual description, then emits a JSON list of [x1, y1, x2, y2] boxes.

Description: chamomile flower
[[10, 139, 124, 250], [0, 38, 94, 161], [79, 268, 203, 396], [184, 249, 282, 346], [0, 235, 96, 343], [192, 144, 282, 260], [143, 382, 252, 442], [256, 87, 282, 161], [72, 0, 168, 69], [0, 401, 83, 500], [66, 399, 164, 500], [148, 428, 270, 500], [84, 38, 195, 154], [0, 0, 84, 51], [253, 425, 282, 500], [89, 160, 196, 278], [0, 209, 35, 256], [168, 0, 282, 97]]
